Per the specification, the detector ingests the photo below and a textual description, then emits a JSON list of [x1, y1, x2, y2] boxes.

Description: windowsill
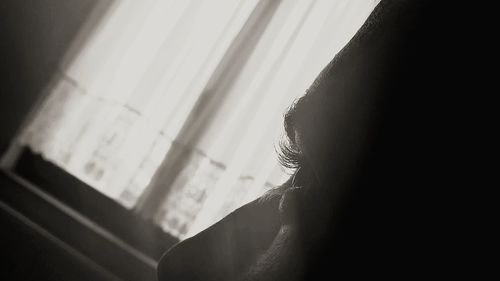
[[1, 147, 179, 280]]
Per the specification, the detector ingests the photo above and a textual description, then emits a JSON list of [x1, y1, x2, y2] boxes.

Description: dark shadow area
[[0, 0, 104, 155], [0, 198, 116, 281], [0, 1, 176, 280]]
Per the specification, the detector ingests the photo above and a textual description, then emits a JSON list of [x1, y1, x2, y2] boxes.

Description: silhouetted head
[[276, 0, 437, 227]]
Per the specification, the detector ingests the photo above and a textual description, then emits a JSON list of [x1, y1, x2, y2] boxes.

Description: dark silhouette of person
[[158, 1, 455, 280]]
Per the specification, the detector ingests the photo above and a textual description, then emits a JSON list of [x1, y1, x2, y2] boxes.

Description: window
[[4, 0, 379, 239]]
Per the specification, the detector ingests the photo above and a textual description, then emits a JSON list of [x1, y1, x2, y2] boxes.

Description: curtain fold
[[17, 0, 379, 238]]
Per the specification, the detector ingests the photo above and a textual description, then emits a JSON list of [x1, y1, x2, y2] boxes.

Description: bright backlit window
[[12, 0, 379, 238]]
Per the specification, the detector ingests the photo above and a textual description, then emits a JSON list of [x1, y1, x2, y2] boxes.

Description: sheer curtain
[[15, 0, 379, 238]]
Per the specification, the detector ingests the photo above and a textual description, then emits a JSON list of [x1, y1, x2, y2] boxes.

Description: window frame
[[12, 147, 179, 255], [1, 147, 178, 280]]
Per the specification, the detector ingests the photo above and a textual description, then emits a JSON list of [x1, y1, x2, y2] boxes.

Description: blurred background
[[0, 0, 379, 280]]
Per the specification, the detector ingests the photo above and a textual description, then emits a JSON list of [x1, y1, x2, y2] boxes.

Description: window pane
[[17, 0, 379, 238]]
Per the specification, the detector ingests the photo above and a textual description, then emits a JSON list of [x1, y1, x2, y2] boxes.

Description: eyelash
[[277, 138, 322, 190], [277, 137, 304, 170]]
